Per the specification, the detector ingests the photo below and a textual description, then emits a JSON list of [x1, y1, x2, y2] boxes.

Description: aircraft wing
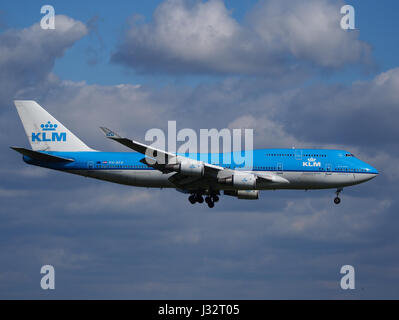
[[100, 127, 224, 176], [100, 127, 288, 190], [100, 127, 176, 164]]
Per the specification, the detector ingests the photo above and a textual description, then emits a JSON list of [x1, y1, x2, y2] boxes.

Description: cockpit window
[[345, 153, 355, 157]]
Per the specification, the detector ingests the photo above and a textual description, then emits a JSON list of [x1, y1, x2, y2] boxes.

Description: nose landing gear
[[334, 188, 343, 204]]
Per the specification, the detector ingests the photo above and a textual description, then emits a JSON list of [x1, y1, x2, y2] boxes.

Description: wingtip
[[100, 127, 121, 138]]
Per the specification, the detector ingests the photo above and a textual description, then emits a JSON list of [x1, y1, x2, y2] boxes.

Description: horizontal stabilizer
[[10, 147, 75, 163]]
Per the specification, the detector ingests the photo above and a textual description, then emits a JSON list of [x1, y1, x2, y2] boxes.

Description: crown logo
[[41, 121, 58, 131], [308, 157, 316, 162]]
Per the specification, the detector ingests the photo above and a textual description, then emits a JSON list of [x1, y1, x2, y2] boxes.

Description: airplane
[[11, 100, 378, 208]]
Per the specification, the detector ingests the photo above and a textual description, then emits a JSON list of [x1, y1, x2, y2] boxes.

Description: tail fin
[[14, 100, 94, 152]]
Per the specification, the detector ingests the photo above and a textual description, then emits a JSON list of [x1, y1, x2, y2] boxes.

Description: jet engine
[[218, 173, 256, 189], [224, 190, 259, 200], [165, 160, 205, 176]]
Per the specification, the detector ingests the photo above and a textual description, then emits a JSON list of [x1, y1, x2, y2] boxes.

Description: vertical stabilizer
[[14, 100, 94, 152]]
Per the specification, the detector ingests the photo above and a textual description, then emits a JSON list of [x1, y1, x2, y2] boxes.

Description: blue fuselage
[[22, 148, 378, 191]]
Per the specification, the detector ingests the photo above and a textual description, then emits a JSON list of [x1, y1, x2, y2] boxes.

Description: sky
[[0, 0, 399, 299]]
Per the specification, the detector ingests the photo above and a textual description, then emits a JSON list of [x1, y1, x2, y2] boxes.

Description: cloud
[[111, 0, 372, 75], [3, 72, 399, 298], [248, 0, 371, 68], [11, 64, 399, 166], [1, 6, 398, 298], [0, 15, 88, 108], [272, 67, 399, 152], [228, 114, 301, 148]]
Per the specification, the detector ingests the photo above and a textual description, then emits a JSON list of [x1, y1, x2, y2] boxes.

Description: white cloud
[[112, 0, 372, 75], [1, 5, 398, 299], [228, 114, 301, 148], [0, 15, 88, 107], [249, 0, 371, 68]]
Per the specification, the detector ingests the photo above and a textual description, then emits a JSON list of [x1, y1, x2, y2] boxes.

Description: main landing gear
[[188, 192, 219, 208], [334, 188, 343, 204]]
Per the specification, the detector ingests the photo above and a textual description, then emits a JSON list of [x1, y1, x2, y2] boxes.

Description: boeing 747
[[11, 101, 378, 208]]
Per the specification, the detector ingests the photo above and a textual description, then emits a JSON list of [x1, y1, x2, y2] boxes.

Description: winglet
[[100, 127, 122, 139]]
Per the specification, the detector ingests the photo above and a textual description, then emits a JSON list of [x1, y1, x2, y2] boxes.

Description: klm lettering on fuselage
[[303, 157, 321, 167], [32, 121, 66, 142]]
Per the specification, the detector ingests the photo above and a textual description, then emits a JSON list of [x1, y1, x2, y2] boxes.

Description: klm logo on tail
[[32, 121, 66, 142]]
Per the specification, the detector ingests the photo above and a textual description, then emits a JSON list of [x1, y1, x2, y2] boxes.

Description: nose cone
[[357, 162, 378, 183], [363, 172, 378, 182], [365, 163, 379, 175]]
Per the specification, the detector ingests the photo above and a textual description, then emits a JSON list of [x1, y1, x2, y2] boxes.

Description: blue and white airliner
[[12, 101, 378, 208]]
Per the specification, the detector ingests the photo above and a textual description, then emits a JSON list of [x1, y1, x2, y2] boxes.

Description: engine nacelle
[[224, 190, 259, 200], [218, 173, 257, 189], [165, 161, 204, 176]]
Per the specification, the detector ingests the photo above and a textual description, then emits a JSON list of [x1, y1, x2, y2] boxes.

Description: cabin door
[[326, 163, 332, 175]]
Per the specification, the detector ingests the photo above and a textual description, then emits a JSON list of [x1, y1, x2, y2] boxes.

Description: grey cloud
[[0, 172, 397, 298], [273, 68, 399, 151], [1, 12, 398, 298], [3, 69, 398, 299], [0, 15, 88, 109], [11, 67, 398, 172], [111, 0, 372, 75], [248, 0, 371, 68]]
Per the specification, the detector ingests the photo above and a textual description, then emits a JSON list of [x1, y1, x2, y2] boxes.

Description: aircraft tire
[[197, 195, 204, 204], [189, 195, 196, 204]]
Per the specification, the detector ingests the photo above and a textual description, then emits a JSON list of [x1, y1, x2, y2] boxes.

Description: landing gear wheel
[[212, 195, 219, 202], [205, 196, 211, 204], [197, 195, 204, 204], [207, 201, 215, 208], [334, 188, 343, 204], [188, 195, 196, 204]]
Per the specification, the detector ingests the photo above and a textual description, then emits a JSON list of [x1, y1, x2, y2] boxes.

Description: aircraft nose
[[367, 164, 379, 175], [361, 163, 379, 181]]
